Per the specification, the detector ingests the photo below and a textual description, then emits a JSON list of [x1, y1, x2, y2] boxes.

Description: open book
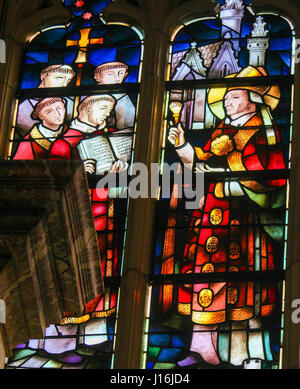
[[77, 128, 133, 175]]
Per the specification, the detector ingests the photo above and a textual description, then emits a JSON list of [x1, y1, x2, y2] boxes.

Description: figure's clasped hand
[[210, 135, 234, 156], [110, 160, 129, 173], [83, 159, 96, 174], [168, 123, 185, 148]]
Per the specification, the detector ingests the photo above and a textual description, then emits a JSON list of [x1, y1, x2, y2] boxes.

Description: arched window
[[145, 0, 295, 369], [6, 0, 143, 369], [2, 0, 299, 371]]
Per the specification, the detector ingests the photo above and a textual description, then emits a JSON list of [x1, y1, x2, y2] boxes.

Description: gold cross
[[67, 28, 103, 63]]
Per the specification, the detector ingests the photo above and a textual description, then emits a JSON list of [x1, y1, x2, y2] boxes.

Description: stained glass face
[[145, 0, 293, 370], [9, 0, 143, 272], [21, 24, 141, 89], [6, 0, 143, 369], [164, 83, 291, 170], [11, 94, 137, 171], [21, 0, 142, 89]]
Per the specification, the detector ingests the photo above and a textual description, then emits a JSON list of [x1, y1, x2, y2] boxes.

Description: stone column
[[282, 26, 300, 368], [0, 326, 6, 369], [0, 37, 23, 157], [111, 0, 217, 369], [113, 11, 170, 369], [0, 298, 6, 369], [247, 2, 300, 367]]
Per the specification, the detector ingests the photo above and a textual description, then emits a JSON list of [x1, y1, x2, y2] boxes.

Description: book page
[[77, 136, 115, 175], [109, 129, 133, 162]]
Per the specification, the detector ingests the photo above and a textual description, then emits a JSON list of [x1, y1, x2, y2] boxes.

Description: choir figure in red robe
[[49, 94, 130, 274], [13, 97, 67, 160], [48, 95, 132, 329], [168, 66, 285, 368], [18, 65, 74, 133]]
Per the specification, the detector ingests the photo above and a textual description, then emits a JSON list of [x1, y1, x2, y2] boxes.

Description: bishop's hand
[[168, 123, 185, 148], [83, 159, 96, 174], [210, 135, 234, 156], [110, 160, 129, 173]]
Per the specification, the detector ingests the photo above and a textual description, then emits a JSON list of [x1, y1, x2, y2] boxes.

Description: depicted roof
[[208, 39, 241, 78], [198, 41, 223, 69], [171, 50, 188, 77], [171, 41, 223, 80], [220, 0, 244, 11]]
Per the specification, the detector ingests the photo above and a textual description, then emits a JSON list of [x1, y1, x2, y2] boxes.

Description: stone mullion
[[113, 21, 169, 368], [0, 325, 8, 369], [0, 37, 23, 158], [282, 16, 300, 368], [0, 32, 23, 361]]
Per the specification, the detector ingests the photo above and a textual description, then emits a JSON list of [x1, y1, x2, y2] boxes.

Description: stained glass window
[[6, 292, 117, 369], [6, 0, 143, 369], [144, 0, 294, 369]]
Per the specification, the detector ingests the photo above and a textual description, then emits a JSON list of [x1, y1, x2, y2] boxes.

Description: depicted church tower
[[247, 16, 269, 67], [219, 0, 245, 55]]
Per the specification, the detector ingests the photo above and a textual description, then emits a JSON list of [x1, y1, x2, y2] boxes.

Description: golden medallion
[[210, 208, 223, 225], [229, 242, 240, 260], [183, 269, 193, 288], [206, 236, 219, 253], [227, 287, 238, 305], [193, 218, 201, 234], [202, 263, 215, 273], [199, 288, 214, 308], [230, 220, 240, 235], [107, 250, 113, 260], [214, 183, 224, 199]]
